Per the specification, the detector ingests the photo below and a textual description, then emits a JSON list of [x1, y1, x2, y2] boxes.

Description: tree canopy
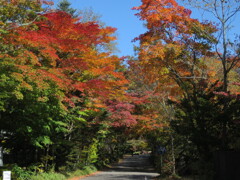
[[0, 0, 240, 179]]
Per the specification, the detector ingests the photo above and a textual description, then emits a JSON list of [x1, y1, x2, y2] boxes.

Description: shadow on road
[[109, 154, 156, 173], [80, 154, 159, 180]]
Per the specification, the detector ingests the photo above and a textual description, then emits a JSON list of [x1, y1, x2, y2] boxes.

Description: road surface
[[80, 154, 160, 180]]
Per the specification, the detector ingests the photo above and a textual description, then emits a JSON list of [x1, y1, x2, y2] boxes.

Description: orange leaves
[[41, 0, 54, 5], [128, 0, 221, 134], [133, 0, 193, 31], [132, 0, 217, 100], [134, 0, 216, 47], [99, 26, 117, 43]]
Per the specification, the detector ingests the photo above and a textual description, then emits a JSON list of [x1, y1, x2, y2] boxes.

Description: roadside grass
[[1, 165, 98, 180], [66, 165, 97, 180], [28, 166, 97, 180], [30, 172, 66, 180]]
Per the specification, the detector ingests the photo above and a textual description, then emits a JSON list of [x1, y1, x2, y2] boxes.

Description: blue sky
[[53, 0, 146, 57]]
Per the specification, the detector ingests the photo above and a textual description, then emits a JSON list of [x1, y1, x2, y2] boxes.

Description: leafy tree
[[0, 0, 53, 31], [133, 0, 217, 99], [0, 0, 54, 167], [0, 0, 129, 173]]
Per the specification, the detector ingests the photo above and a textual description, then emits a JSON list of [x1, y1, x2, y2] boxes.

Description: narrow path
[[80, 154, 160, 180]]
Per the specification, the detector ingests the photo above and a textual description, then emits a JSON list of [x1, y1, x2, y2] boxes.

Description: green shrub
[[9, 164, 34, 180]]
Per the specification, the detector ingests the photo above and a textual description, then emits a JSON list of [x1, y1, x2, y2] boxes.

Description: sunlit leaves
[[133, 0, 217, 98]]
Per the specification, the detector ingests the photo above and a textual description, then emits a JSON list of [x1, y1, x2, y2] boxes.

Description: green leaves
[[76, 110, 89, 116], [33, 136, 53, 148], [12, 91, 24, 100], [76, 117, 87, 123]]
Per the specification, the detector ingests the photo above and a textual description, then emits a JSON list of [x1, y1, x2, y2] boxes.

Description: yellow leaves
[[208, 69, 217, 77], [160, 67, 169, 75], [21, 81, 33, 91], [12, 90, 24, 100], [99, 26, 117, 43], [11, 72, 23, 81], [0, 21, 4, 26], [91, 98, 106, 108], [15, 50, 41, 66], [37, 96, 49, 102], [204, 57, 221, 81]]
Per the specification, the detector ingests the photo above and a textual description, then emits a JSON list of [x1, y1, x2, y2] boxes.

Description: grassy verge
[[28, 166, 97, 180], [29, 172, 66, 180], [1, 165, 98, 180], [66, 165, 98, 180]]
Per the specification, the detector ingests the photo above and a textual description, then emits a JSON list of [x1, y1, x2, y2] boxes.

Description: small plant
[[11, 164, 34, 180]]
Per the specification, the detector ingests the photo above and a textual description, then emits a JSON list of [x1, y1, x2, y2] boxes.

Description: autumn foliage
[[131, 0, 240, 178], [1, 0, 240, 178], [133, 0, 217, 96], [15, 11, 127, 104], [0, 1, 136, 176]]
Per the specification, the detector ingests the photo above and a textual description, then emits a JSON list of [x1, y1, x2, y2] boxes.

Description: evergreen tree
[[57, 0, 77, 18]]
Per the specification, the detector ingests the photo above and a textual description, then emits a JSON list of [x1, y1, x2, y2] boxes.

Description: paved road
[[80, 154, 160, 180]]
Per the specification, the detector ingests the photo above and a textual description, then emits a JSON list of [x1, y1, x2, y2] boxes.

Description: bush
[[0, 164, 34, 180]]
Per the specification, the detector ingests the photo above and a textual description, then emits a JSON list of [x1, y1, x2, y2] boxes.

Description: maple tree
[[133, 0, 217, 98], [20, 11, 127, 101], [106, 99, 137, 127]]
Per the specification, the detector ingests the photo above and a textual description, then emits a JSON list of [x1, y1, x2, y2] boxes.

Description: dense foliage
[[0, 1, 136, 179], [132, 0, 240, 178]]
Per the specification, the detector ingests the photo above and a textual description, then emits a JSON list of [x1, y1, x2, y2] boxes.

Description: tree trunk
[[45, 145, 50, 170], [171, 134, 176, 175], [0, 146, 3, 166], [34, 148, 38, 163]]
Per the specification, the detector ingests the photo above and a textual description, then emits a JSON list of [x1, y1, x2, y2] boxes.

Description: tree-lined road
[[81, 154, 159, 180]]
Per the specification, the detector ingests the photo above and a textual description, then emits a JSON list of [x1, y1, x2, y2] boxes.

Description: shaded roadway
[[80, 154, 160, 180]]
